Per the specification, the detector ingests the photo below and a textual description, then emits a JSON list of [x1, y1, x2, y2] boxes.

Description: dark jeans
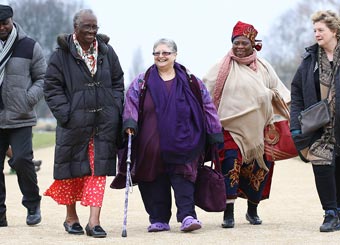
[[0, 127, 41, 214], [312, 156, 340, 211], [138, 173, 196, 224]]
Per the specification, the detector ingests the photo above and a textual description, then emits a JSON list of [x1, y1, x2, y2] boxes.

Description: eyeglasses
[[152, 51, 175, 57], [79, 24, 99, 32]]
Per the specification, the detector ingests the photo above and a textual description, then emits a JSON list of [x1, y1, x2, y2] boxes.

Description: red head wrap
[[231, 21, 262, 51]]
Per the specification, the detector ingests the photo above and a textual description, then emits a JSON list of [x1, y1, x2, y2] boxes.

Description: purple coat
[[111, 68, 222, 188], [124, 73, 222, 139]]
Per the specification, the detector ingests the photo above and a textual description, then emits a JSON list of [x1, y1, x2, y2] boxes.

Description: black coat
[[290, 43, 340, 156], [44, 34, 124, 180]]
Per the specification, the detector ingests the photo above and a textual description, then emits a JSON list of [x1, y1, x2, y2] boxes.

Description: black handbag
[[194, 145, 226, 212], [298, 99, 330, 134], [298, 81, 332, 134]]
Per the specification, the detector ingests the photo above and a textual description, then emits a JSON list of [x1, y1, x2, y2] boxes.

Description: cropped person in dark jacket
[[0, 4, 46, 227], [44, 9, 124, 238], [290, 10, 340, 232]]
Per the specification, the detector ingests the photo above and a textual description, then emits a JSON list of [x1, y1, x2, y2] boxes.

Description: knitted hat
[[0, 5, 13, 21]]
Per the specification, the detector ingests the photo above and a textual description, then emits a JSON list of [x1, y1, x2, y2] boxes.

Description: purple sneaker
[[147, 222, 170, 232], [180, 216, 202, 232]]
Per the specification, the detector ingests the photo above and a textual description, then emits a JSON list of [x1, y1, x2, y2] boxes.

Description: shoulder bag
[[264, 90, 298, 161], [194, 144, 226, 212], [298, 99, 330, 134]]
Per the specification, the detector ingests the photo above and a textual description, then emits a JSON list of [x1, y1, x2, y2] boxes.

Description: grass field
[[32, 131, 56, 149]]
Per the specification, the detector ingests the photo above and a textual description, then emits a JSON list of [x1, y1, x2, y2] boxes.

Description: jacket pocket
[[8, 89, 32, 114]]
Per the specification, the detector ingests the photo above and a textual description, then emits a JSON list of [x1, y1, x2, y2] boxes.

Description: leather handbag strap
[[207, 144, 222, 172]]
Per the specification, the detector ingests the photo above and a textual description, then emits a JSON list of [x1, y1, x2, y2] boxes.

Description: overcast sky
[[86, 0, 299, 81]]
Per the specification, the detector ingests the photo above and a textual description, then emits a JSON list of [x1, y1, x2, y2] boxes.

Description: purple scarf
[[147, 63, 205, 164]]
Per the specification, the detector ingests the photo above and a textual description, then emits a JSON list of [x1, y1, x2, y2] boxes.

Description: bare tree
[[8, 0, 84, 118], [262, 0, 340, 88], [128, 46, 145, 88], [9, 0, 84, 59]]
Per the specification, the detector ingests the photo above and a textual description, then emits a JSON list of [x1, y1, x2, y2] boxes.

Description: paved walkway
[[1, 146, 339, 244]]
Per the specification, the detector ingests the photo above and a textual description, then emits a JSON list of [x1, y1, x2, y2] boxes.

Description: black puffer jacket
[[290, 43, 340, 156], [44, 33, 124, 180]]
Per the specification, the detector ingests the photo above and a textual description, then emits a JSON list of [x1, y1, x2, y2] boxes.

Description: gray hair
[[153, 38, 177, 52], [73, 9, 96, 27], [311, 10, 340, 39]]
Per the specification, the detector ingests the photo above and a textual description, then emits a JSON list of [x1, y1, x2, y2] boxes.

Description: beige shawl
[[203, 55, 290, 170]]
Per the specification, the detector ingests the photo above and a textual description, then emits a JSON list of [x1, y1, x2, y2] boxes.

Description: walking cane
[[122, 133, 132, 237]]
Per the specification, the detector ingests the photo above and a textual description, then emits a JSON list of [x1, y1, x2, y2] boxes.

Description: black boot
[[246, 201, 262, 225], [221, 203, 234, 228], [320, 210, 339, 232], [26, 204, 41, 226], [0, 212, 7, 227]]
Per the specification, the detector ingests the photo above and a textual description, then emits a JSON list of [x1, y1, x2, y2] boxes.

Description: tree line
[[262, 0, 340, 89], [7, 0, 340, 117], [8, 0, 84, 117]]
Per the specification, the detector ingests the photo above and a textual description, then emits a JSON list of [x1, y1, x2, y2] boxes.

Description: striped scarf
[[0, 25, 17, 87]]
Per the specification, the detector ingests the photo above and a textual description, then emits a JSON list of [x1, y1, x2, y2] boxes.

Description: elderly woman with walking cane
[[112, 38, 223, 233]]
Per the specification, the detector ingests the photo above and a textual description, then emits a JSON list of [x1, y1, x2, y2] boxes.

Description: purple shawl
[[147, 63, 205, 164]]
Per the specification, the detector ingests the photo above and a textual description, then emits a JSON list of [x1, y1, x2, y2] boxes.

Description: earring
[[255, 43, 262, 51]]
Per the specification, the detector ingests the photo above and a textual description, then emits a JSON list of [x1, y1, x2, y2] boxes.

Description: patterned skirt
[[44, 138, 106, 207], [219, 130, 274, 203]]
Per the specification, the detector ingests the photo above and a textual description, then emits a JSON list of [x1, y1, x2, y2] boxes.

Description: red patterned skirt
[[44, 138, 106, 207], [219, 130, 274, 203]]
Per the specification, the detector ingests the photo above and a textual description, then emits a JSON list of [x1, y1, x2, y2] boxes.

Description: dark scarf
[[147, 62, 205, 164], [324, 42, 340, 156], [308, 42, 340, 163]]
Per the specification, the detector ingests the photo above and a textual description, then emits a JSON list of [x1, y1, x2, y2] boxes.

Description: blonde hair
[[311, 10, 340, 39]]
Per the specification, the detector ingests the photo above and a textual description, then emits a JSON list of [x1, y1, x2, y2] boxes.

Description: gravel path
[[1, 146, 339, 245]]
